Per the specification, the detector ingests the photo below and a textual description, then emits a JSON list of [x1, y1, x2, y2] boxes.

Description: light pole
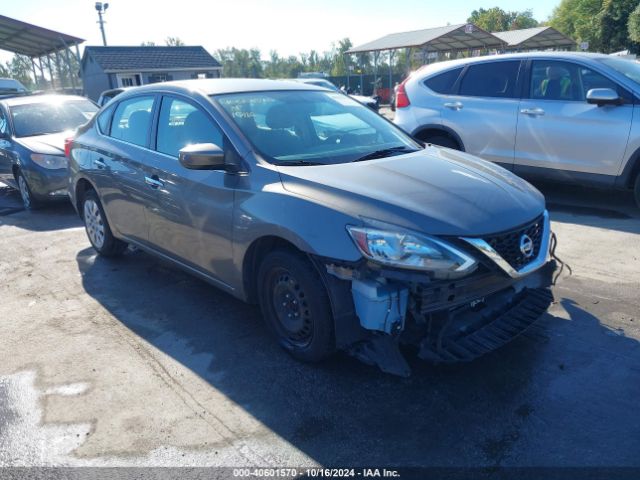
[[95, 2, 109, 46]]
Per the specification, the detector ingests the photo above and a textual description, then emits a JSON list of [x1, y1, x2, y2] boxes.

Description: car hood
[[14, 131, 71, 155], [277, 146, 545, 237]]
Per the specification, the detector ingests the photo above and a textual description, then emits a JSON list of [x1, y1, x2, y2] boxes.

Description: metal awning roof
[[0, 14, 84, 57], [347, 23, 505, 54], [492, 27, 575, 49]]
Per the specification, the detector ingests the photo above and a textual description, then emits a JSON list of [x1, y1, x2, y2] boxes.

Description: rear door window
[[109, 96, 154, 147], [459, 61, 521, 98], [424, 67, 463, 94]]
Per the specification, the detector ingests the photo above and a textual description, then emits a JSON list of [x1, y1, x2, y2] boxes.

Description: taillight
[[395, 80, 410, 109], [64, 137, 73, 158]]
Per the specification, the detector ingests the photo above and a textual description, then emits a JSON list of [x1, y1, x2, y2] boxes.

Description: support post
[[54, 50, 65, 90], [30, 57, 38, 90], [46, 54, 56, 90]]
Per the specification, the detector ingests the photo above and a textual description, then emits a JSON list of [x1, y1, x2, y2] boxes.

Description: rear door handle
[[444, 102, 464, 110], [520, 108, 545, 116], [95, 158, 106, 169], [144, 175, 164, 189]]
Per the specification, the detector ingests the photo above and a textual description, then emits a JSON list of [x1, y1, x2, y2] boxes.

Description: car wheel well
[[628, 158, 640, 189], [75, 179, 95, 213], [243, 236, 304, 304], [12, 165, 19, 180], [414, 128, 462, 150]]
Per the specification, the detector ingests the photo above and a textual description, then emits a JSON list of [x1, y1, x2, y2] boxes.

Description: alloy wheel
[[84, 199, 106, 249]]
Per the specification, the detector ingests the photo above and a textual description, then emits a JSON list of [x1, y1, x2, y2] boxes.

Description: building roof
[[492, 27, 575, 49], [83, 46, 221, 72], [0, 14, 84, 57], [347, 23, 505, 54]]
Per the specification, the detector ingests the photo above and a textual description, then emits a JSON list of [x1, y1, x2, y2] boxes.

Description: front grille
[[484, 216, 544, 271]]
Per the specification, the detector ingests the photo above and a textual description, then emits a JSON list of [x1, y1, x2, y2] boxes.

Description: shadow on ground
[[0, 187, 81, 231], [76, 246, 640, 467]]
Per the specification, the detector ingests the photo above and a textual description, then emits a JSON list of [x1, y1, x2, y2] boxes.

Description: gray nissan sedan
[[68, 79, 557, 376]]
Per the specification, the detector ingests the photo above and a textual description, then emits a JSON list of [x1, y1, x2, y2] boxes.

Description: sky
[[1, 0, 560, 63]]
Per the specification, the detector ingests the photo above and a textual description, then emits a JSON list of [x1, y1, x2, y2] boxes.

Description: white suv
[[394, 52, 640, 207]]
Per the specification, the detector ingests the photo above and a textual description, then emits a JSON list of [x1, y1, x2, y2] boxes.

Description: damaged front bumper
[[316, 245, 557, 377]]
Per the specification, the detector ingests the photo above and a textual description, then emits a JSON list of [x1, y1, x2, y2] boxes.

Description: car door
[[440, 60, 523, 169], [144, 94, 236, 283], [0, 105, 15, 185], [100, 94, 157, 244], [514, 59, 633, 179]]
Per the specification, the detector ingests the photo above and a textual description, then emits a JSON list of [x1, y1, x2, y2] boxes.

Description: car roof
[[415, 51, 612, 76], [117, 78, 323, 98], [1, 93, 91, 107]]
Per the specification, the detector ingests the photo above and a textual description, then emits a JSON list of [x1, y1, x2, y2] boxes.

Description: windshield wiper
[[274, 160, 326, 166], [351, 146, 417, 163]]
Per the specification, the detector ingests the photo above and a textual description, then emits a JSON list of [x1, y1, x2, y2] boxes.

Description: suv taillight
[[64, 137, 73, 158], [395, 80, 410, 109]]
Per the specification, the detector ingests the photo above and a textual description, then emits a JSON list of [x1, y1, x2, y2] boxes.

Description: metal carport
[[0, 14, 84, 91], [492, 27, 576, 51], [346, 23, 506, 97]]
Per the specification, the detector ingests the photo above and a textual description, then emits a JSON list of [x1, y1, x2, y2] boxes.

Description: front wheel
[[82, 189, 127, 257], [257, 249, 335, 362], [16, 170, 40, 210]]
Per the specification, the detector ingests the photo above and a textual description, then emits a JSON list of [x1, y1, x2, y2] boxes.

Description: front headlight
[[347, 226, 477, 279], [30, 153, 67, 170]]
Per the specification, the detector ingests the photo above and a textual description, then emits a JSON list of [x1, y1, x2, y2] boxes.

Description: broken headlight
[[347, 226, 477, 279]]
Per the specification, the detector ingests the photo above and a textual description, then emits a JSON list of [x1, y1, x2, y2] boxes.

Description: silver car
[[394, 52, 640, 207]]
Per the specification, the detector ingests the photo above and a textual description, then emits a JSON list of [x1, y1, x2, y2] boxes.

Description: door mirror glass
[[179, 143, 226, 170], [586, 88, 621, 106]]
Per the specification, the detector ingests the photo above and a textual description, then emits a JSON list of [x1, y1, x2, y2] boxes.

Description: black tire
[[425, 135, 460, 150], [15, 170, 41, 210], [257, 249, 335, 362], [81, 189, 127, 257], [634, 172, 640, 209]]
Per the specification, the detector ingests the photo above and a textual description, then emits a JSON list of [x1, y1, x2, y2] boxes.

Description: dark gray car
[[68, 79, 557, 376], [0, 94, 98, 208]]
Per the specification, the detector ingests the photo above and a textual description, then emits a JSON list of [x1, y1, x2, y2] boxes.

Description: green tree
[[598, 0, 639, 52], [468, 7, 539, 32], [628, 3, 640, 43], [165, 37, 185, 47], [549, 0, 604, 51], [4, 55, 35, 89]]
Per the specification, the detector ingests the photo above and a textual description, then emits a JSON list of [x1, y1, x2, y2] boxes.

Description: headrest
[[265, 104, 295, 129]]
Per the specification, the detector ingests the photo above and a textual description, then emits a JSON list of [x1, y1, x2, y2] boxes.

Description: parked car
[[0, 78, 29, 98], [289, 78, 380, 111], [68, 79, 556, 376], [394, 52, 640, 207], [0, 94, 98, 209], [97, 87, 130, 107]]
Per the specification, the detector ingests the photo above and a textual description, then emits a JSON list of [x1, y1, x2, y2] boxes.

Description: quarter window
[[424, 68, 463, 94], [156, 97, 224, 158], [110, 96, 154, 147], [96, 104, 115, 135], [459, 61, 521, 98]]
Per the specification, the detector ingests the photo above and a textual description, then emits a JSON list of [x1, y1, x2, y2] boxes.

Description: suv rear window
[[459, 61, 521, 98], [424, 68, 463, 94]]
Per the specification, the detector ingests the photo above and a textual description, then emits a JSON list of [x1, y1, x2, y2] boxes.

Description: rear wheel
[[634, 172, 640, 209], [82, 189, 127, 257], [257, 249, 335, 362], [425, 134, 460, 150], [16, 170, 40, 210]]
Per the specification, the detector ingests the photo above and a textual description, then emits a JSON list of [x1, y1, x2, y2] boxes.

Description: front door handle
[[520, 108, 545, 116], [444, 102, 464, 110], [144, 175, 164, 189]]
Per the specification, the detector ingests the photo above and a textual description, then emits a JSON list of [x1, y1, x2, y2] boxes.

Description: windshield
[[10, 99, 98, 137], [0, 79, 27, 93], [214, 90, 419, 165], [598, 57, 640, 86]]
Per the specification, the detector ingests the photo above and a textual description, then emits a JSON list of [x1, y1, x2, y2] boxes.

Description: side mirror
[[586, 88, 621, 106], [179, 143, 226, 170]]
